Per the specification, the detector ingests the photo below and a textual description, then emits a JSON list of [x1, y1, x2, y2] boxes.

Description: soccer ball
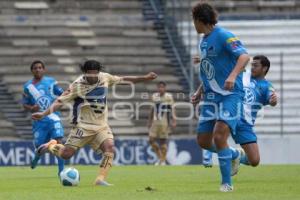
[[59, 167, 80, 186]]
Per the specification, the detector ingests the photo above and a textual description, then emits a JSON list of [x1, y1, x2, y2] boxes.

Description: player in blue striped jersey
[[232, 55, 277, 173], [22, 60, 64, 175], [203, 55, 278, 175], [191, 2, 250, 192]]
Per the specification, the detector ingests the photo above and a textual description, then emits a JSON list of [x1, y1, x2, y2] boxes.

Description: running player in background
[[196, 55, 278, 173], [191, 2, 250, 192], [232, 55, 277, 173], [22, 60, 64, 175], [32, 60, 157, 186], [148, 81, 176, 166]]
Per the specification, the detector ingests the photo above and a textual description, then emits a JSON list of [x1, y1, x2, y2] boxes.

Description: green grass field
[[0, 165, 300, 200]]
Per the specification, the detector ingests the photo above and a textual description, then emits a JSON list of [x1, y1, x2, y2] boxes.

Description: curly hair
[[192, 2, 218, 25], [80, 60, 103, 73]]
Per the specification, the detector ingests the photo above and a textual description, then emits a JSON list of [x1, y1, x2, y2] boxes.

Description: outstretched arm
[[32, 99, 63, 120], [122, 72, 157, 83], [224, 54, 250, 91]]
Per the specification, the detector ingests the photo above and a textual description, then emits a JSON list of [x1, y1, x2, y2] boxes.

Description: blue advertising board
[[0, 138, 202, 166]]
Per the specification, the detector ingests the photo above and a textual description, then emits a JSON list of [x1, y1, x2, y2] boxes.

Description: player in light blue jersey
[[191, 2, 250, 192], [200, 55, 278, 175], [22, 60, 64, 175], [232, 55, 277, 173]]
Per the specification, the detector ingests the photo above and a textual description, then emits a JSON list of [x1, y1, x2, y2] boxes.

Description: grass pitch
[[0, 165, 299, 200]]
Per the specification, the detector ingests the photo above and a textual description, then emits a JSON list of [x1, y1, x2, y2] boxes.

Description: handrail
[[148, 0, 191, 92]]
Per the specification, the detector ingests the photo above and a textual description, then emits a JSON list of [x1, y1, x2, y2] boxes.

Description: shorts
[[197, 93, 243, 135], [33, 120, 64, 147], [232, 121, 257, 145], [65, 126, 114, 154], [149, 122, 170, 139]]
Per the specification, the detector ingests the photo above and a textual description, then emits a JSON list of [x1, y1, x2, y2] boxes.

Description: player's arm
[[23, 103, 40, 113], [31, 97, 64, 120], [269, 92, 278, 107], [190, 83, 203, 105], [224, 54, 250, 90], [122, 72, 157, 83], [22, 87, 40, 112], [268, 84, 278, 107], [222, 32, 250, 91], [32, 87, 76, 120]]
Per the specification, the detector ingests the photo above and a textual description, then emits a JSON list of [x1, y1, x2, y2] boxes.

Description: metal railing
[[148, 0, 195, 94]]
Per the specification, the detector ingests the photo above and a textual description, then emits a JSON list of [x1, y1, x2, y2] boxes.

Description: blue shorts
[[32, 120, 64, 147], [197, 93, 243, 135], [232, 121, 257, 145]]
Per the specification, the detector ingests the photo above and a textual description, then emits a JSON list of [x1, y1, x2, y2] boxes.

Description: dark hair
[[157, 81, 166, 86], [253, 55, 270, 74], [192, 2, 218, 25], [30, 60, 45, 71], [80, 60, 103, 73]]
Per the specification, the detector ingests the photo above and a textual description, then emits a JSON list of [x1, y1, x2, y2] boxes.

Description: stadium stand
[[0, 0, 192, 140], [178, 19, 300, 134], [1, 0, 298, 139]]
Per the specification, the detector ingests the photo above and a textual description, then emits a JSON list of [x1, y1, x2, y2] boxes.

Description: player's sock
[[230, 146, 239, 160], [57, 157, 65, 175], [240, 154, 250, 165], [160, 144, 168, 164], [217, 148, 232, 186], [95, 152, 114, 184], [30, 153, 40, 169], [150, 142, 161, 162]]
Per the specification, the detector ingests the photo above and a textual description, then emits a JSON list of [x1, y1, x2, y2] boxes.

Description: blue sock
[[57, 157, 64, 175], [230, 147, 239, 160], [217, 148, 232, 185], [207, 144, 217, 153], [240, 154, 250, 165]]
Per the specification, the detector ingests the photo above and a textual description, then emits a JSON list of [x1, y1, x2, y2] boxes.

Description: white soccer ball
[[59, 167, 80, 186]]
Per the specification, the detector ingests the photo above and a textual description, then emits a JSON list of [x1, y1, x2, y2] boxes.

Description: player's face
[[84, 70, 99, 84], [251, 59, 266, 78], [157, 84, 166, 95], [193, 19, 205, 34], [31, 63, 45, 79]]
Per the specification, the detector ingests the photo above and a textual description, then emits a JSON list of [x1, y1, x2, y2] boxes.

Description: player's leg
[[214, 121, 233, 191], [159, 138, 168, 165], [94, 138, 114, 186], [31, 123, 48, 169], [232, 124, 258, 167], [50, 120, 65, 175], [196, 102, 218, 153], [90, 126, 115, 186], [197, 121, 216, 167], [215, 95, 242, 192], [37, 127, 86, 159], [149, 126, 161, 164], [241, 142, 260, 166]]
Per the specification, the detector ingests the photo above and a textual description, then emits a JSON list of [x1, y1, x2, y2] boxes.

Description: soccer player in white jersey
[[148, 81, 176, 165], [32, 60, 157, 186]]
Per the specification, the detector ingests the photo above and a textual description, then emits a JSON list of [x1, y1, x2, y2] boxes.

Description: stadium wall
[[0, 138, 202, 166]]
